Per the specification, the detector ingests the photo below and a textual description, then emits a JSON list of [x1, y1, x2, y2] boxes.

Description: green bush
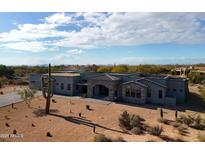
[[149, 125, 163, 136], [93, 134, 112, 142], [131, 127, 143, 135], [188, 72, 204, 84], [130, 114, 142, 128]]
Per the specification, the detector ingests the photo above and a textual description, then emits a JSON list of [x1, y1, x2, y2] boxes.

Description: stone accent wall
[[87, 79, 119, 101], [121, 82, 147, 104]]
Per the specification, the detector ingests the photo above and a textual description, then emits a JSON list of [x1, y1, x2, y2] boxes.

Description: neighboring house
[[171, 66, 205, 77], [29, 72, 189, 106]]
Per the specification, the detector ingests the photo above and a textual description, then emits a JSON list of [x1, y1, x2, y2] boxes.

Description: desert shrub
[[4, 115, 10, 120], [197, 134, 205, 142], [158, 118, 170, 125], [86, 105, 90, 110], [177, 126, 187, 136], [149, 125, 163, 136], [93, 134, 112, 142], [119, 111, 131, 130], [178, 114, 205, 130], [178, 115, 194, 126], [130, 114, 142, 128], [188, 72, 204, 84], [131, 127, 143, 135], [192, 115, 204, 130]]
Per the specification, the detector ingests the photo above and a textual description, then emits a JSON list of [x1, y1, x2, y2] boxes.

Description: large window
[[61, 83, 64, 90], [147, 89, 151, 97], [131, 89, 135, 97], [136, 89, 141, 98], [125, 88, 130, 97], [67, 84, 71, 91], [158, 90, 163, 99]]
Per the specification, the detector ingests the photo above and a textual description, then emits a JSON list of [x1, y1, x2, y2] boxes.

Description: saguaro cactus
[[42, 64, 54, 114]]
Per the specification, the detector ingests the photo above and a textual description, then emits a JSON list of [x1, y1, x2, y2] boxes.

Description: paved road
[[0, 91, 42, 108]]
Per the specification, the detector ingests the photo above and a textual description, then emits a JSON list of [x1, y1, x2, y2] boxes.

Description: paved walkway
[[0, 91, 42, 107]]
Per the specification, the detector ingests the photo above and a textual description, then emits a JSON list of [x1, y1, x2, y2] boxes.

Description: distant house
[[29, 72, 189, 106], [171, 66, 205, 77]]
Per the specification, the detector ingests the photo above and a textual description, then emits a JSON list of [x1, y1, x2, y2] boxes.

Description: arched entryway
[[93, 85, 109, 98]]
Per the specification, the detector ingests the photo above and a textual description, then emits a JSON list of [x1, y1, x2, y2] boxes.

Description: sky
[[0, 12, 205, 66]]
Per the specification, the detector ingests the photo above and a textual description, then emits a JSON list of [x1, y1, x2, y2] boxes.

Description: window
[[131, 89, 135, 97], [67, 84, 71, 91], [173, 89, 177, 92], [136, 89, 141, 98], [115, 91, 118, 97], [56, 83, 59, 85], [125, 88, 130, 97], [60, 83, 64, 90], [147, 89, 151, 97], [76, 85, 79, 90], [158, 90, 163, 99]]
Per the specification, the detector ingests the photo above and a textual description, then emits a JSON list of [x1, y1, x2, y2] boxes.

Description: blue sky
[[0, 12, 205, 66]]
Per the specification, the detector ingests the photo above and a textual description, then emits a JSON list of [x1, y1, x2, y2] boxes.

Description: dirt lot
[[0, 85, 205, 142]]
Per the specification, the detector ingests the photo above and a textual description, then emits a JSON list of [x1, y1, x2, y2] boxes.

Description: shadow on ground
[[48, 112, 129, 135], [32, 109, 59, 117]]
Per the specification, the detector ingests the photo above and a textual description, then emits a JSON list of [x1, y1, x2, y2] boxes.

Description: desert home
[[29, 72, 189, 106], [171, 66, 205, 77]]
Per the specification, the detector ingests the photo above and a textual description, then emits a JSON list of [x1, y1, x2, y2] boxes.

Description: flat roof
[[44, 73, 80, 77]]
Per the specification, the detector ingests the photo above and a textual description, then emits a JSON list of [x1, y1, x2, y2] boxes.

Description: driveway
[[0, 91, 42, 107]]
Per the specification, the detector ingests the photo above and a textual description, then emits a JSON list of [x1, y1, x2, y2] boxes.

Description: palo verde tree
[[18, 87, 36, 108]]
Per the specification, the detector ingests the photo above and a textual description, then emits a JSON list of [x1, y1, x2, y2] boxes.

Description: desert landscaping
[[0, 84, 205, 142]]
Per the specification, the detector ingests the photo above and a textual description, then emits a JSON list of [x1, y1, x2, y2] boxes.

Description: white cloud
[[1, 12, 205, 52], [45, 13, 72, 25], [0, 41, 49, 52], [67, 49, 84, 55]]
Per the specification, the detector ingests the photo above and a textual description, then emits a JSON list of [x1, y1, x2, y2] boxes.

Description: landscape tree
[[18, 87, 36, 108], [0, 65, 14, 78], [111, 65, 128, 72], [188, 72, 204, 84], [97, 66, 112, 72]]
